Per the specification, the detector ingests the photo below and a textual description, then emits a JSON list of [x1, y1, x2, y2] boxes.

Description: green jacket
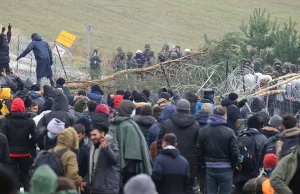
[[108, 116, 152, 175], [270, 149, 298, 194], [25, 165, 77, 194]]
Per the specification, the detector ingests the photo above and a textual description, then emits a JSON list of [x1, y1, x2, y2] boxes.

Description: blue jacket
[[87, 91, 107, 104], [152, 148, 190, 194], [194, 99, 215, 115], [146, 105, 176, 147], [28, 91, 45, 105], [195, 112, 209, 128], [19, 36, 53, 79]]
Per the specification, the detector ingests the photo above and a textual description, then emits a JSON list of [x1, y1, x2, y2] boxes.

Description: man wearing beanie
[[124, 174, 157, 194], [0, 98, 36, 191], [108, 100, 152, 187], [243, 153, 277, 193], [158, 99, 199, 193], [221, 92, 242, 132], [135, 105, 156, 139], [261, 115, 282, 138], [197, 106, 239, 194], [74, 100, 88, 123]]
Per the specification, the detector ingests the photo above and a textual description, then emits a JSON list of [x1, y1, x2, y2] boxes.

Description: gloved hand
[[1, 27, 5, 33], [8, 23, 11, 31], [16, 57, 20, 61]]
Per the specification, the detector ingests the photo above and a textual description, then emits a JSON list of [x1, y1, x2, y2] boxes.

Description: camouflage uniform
[[126, 52, 136, 69], [89, 49, 101, 80], [253, 58, 263, 73], [282, 62, 290, 75], [264, 65, 273, 75], [157, 51, 166, 63], [142, 44, 154, 63], [290, 64, 297, 73], [274, 60, 283, 75], [114, 49, 126, 71]]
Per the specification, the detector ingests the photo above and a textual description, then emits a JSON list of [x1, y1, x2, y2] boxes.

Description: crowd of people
[[0, 75, 299, 194]]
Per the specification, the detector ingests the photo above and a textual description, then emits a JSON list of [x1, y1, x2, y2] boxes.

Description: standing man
[[17, 33, 54, 87], [0, 24, 12, 72], [89, 49, 101, 80], [197, 106, 239, 194]]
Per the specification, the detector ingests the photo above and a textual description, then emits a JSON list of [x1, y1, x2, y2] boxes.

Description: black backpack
[[30, 149, 67, 177], [237, 131, 257, 172], [264, 135, 280, 155]]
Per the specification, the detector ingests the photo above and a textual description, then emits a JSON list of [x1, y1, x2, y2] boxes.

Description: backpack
[[150, 140, 158, 161], [30, 149, 67, 177], [237, 131, 258, 172], [264, 135, 280, 155]]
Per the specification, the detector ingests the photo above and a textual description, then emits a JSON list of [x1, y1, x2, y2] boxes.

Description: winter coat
[[33, 110, 51, 126], [0, 30, 11, 65], [0, 112, 36, 155], [158, 112, 199, 178], [108, 116, 152, 175], [221, 99, 242, 131], [133, 54, 146, 67], [0, 75, 17, 92], [195, 112, 209, 128], [87, 135, 120, 194], [152, 148, 190, 194], [250, 97, 270, 125], [56, 85, 72, 96], [74, 112, 89, 123], [27, 165, 77, 194], [276, 127, 300, 160], [184, 92, 198, 115], [270, 149, 298, 194], [28, 91, 45, 105], [197, 114, 239, 168], [36, 94, 73, 150], [195, 99, 214, 116], [234, 128, 268, 183], [88, 91, 107, 104], [259, 133, 281, 167], [136, 115, 156, 140], [54, 128, 82, 186], [261, 126, 281, 139], [76, 137, 91, 178], [19, 35, 53, 79], [146, 105, 176, 147], [0, 132, 9, 165]]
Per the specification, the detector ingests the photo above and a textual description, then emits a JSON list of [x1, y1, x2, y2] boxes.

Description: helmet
[[274, 60, 282, 66], [145, 44, 150, 49], [127, 52, 132, 56], [264, 65, 273, 73], [170, 52, 177, 59], [93, 49, 98, 54], [271, 71, 280, 78], [117, 47, 122, 52], [136, 50, 142, 54], [290, 64, 296, 72]]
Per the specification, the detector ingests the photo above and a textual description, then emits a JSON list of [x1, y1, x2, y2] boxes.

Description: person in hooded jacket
[[81, 112, 120, 194], [147, 105, 176, 147], [54, 127, 82, 187], [0, 98, 36, 191], [88, 85, 107, 104], [33, 97, 53, 126], [17, 33, 54, 87], [221, 93, 242, 132], [233, 115, 268, 193], [0, 131, 9, 167], [158, 99, 199, 193], [41, 85, 53, 100], [136, 105, 156, 139], [195, 103, 213, 128], [197, 106, 239, 194], [195, 89, 215, 115], [134, 50, 146, 68], [108, 100, 152, 186], [113, 95, 123, 110], [28, 84, 44, 106], [36, 93, 73, 150], [250, 97, 270, 125], [28, 165, 78, 194], [184, 92, 198, 115], [172, 90, 182, 105]]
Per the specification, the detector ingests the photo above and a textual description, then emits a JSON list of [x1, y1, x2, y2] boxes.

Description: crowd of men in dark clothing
[[0, 78, 300, 194]]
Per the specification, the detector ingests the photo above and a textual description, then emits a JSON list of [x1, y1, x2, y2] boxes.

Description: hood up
[[184, 92, 198, 103], [161, 148, 180, 158], [196, 112, 209, 126], [57, 127, 79, 150], [28, 91, 42, 99], [251, 97, 265, 112], [158, 104, 176, 122], [29, 165, 57, 194], [172, 90, 181, 101], [221, 99, 234, 107], [33, 35, 42, 41], [52, 93, 69, 111], [135, 115, 156, 127], [207, 114, 227, 126]]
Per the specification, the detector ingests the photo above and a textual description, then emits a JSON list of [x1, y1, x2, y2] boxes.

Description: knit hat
[[124, 174, 158, 194], [268, 115, 282, 126], [200, 103, 213, 114], [56, 78, 65, 86], [78, 90, 87, 96], [176, 99, 191, 114], [118, 100, 135, 117], [42, 97, 54, 112], [11, 98, 26, 113], [47, 118, 65, 134], [263, 153, 278, 168], [74, 100, 86, 113], [24, 96, 33, 108], [159, 92, 170, 101], [228, 93, 238, 101], [141, 105, 153, 116], [95, 104, 110, 117]]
